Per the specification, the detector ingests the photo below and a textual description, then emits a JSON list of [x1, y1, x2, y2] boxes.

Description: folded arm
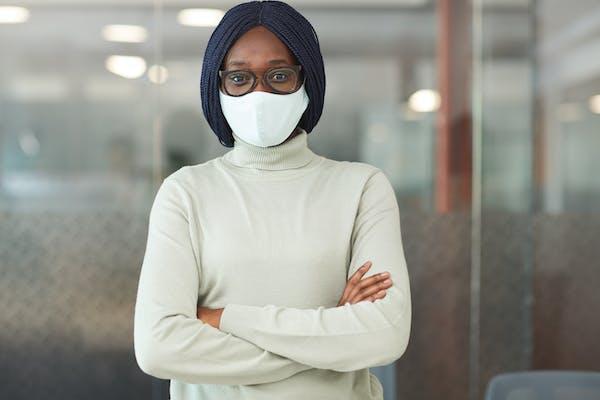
[[133, 176, 313, 385], [219, 168, 412, 372]]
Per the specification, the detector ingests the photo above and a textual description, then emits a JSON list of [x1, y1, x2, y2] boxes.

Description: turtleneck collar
[[222, 128, 318, 170]]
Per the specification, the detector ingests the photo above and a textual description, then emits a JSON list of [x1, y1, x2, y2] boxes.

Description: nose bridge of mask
[[253, 91, 271, 136]]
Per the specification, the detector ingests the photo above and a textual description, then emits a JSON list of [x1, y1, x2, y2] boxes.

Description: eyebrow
[[226, 59, 290, 68]]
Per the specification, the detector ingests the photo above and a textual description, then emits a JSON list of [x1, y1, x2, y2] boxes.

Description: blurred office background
[[1, 0, 599, 399]]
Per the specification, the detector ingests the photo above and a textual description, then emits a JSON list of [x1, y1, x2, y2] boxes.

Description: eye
[[228, 72, 251, 85], [270, 71, 289, 82]]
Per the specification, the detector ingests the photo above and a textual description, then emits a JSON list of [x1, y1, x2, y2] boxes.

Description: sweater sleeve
[[219, 168, 412, 372], [133, 176, 313, 385]]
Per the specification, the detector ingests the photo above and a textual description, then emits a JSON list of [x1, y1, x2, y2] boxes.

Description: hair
[[200, 0, 326, 147]]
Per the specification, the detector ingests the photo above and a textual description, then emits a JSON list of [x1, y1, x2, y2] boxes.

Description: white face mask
[[219, 83, 309, 147]]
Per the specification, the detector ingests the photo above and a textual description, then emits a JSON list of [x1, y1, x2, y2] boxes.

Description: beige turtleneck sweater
[[133, 129, 412, 400]]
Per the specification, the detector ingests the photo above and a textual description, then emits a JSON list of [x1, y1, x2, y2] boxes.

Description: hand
[[336, 261, 392, 306], [197, 306, 224, 329]]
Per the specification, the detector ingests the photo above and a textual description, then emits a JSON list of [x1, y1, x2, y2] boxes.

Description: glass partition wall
[[474, 0, 600, 399], [1, 1, 599, 400], [0, 3, 160, 400]]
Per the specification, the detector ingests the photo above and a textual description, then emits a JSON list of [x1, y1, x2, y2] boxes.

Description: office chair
[[484, 370, 600, 400]]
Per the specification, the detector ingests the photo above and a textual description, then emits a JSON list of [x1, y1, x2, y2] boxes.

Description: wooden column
[[436, 0, 473, 213]]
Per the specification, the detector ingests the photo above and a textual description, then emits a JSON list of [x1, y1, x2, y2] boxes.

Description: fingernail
[[382, 272, 390, 277], [384, 279, 392, 284]]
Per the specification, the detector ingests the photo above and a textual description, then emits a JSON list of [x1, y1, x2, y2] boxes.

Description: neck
[[222, 128, 317, 170]]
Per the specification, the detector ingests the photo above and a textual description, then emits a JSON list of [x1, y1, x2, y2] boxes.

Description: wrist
[[217, 308, 225, 329]]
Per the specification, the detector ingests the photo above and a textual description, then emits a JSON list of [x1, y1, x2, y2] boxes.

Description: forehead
[[223, 26, 297, 67]]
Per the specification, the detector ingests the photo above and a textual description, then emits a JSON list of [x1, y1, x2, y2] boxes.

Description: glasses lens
[[266, 67, 299, 93], [223, 70, 255, 96]]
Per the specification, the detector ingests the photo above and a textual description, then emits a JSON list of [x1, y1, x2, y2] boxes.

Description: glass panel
[[533, 0, 600, 371], [0, 2, 159, 399], [474, 1, 535, 398], [475, 0, 600, 398]]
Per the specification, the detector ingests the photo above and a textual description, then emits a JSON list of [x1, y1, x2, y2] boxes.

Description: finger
[[350, 280, 392, 303], [344, 263, 380, 300], [350, 289, 387, 305], [348, 279, 392, 302], [368, 290, 387, 302], [348, 275, 392, 303], [348, 261, 372, 285], [339, 261, 372, 304], [355, 277, 392, 301], [357, 271, 391, 291], [346, 270, 391, 301]]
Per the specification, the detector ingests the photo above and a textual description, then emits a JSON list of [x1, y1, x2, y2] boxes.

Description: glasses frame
[[218, 64, 304, 97]]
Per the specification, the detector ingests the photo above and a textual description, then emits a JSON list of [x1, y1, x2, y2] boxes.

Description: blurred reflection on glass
[[476, 1, 600, 399], [0, 3, 158, 399]]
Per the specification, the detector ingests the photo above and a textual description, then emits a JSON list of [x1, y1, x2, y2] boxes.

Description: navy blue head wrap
[[200, 0, 326, 147]]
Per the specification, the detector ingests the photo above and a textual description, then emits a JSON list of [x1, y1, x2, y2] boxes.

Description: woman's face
[[221, 25, 298, 93]]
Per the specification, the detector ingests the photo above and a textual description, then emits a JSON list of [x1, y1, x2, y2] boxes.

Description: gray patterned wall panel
[[532, 213, 600, 370], [395, 212, 472, 400], [1, 210, 599, 399], [0, 209, 473, 400], [0, 210, 152, 399], [479, 212, 534, 396]]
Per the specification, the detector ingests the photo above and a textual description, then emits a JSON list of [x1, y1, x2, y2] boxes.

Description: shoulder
[[323, 159, 397, 208], [149, 158, 223, 217], [319, 157, 388, 187], [162, 158, 222, 192]]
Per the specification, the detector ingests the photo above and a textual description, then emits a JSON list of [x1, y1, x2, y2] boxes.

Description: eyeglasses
[[218, 64, 303, 97]]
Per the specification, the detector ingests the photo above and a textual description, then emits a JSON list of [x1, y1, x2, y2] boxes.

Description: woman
[[133, 1, 411, 399]]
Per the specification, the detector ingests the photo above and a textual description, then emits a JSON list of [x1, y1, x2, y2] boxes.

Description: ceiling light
[[589, 95, 600, 114], [0, 6, 29, 24], [102, 24, 148, 43], [148, 65, 169, 84], [408, 89, 440, 113], [105, 55, 147, 79], [178, 8, 225, 27]]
